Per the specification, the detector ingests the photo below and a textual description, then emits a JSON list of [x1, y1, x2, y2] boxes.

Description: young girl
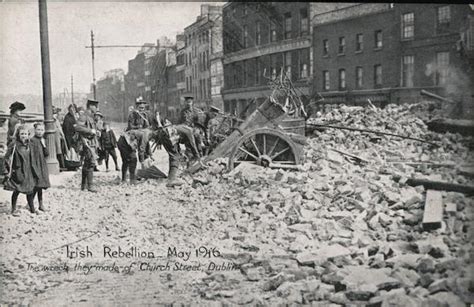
[[3, 125, 36, 215], [30, 122, 50, 212]]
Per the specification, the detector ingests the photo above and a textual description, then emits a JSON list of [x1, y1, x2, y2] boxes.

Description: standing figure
[[30, 122, 50, 212], [94, 111, 105, 166], [62, 104, 78, 150], [53, 107, 66, 170], [100, 122, 119, 172], [74, 99, 100, 192], [127, 99, 151, 169], [2, 125, 36, 215], [179, 95, 204, 158], [7, 102, 26, 147]]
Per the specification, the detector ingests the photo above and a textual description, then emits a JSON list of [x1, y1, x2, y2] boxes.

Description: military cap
[[86, 99, 99, 107], [9, 101, 26, 113], [183, 94, 194, 100], [209, 106, 220, 113]]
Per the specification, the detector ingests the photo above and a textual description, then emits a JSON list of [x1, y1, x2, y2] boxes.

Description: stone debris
[[1, 101, 473, 305]]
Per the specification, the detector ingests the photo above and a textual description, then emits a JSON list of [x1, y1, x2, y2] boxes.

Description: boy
[[99, 122, 119, 171]]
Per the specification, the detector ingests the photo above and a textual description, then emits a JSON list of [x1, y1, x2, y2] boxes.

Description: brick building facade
[[184, 5, 223, 111], [312, 4, 473, 109], [221, 2, 353, 118]]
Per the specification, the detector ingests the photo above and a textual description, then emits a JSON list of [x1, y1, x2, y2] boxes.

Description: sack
[[65, 147, 80, 162]]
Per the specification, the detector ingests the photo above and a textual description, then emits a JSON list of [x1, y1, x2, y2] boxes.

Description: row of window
[[322, 65, 383, 91], [225, 8, 309, 52], [321, 51, 450, 91], [226, 49, 310, 89], [401, 5, 451, 39], [185, 30, 209, 47], [322, 30, 383, 56]]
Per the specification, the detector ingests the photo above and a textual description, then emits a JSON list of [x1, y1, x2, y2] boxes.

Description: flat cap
[[9, 101, 26, 112]]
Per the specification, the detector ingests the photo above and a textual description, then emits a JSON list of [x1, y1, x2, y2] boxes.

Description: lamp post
[[39, 0, 59, 174]]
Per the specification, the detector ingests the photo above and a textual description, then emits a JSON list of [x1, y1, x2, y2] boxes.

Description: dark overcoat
[[30, 136, 51, 189], [3, 140, 35, 194]]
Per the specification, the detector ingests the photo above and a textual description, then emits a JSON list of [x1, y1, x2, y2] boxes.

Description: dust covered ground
[[0, 104, 474, 306]]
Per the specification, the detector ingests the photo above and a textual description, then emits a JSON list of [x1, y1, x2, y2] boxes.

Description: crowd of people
[[2, 94, 221, 216]]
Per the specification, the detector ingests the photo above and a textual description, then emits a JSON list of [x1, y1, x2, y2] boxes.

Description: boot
[[166, 167, 183, 187], [130, 172, 137, 185], [81, 169, 88, 191], [11, 202, 19, 217], [38, 201, 46, 212], [27, 196, 36, 214], [87, 170, 98, 193]]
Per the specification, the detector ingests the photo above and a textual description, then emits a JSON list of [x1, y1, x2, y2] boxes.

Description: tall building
[[312, 4, 473, 111], [221, 2, 352, 118], [184, 4, 224, 111], [96, 68, 126, 122], [124, 44, 158, 110], [175, 33, 186, 121]]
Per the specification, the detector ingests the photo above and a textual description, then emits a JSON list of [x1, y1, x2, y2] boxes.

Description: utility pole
[[71, 75, 74, 104], [91, 30, 97, 99], [38, 0, 59, 174]]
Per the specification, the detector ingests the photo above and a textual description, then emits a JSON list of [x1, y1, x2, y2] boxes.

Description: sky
[[0, 1, 223, 97]]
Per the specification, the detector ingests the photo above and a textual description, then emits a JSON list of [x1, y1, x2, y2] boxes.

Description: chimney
[[201, 4, 210, 17]]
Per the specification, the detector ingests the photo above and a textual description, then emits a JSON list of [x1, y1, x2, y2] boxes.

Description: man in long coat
[[62, 104, 78, 149], [74, 99, 100, 192]]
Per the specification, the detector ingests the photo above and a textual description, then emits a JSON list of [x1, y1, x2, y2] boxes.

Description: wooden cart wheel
[[228, 128, 301, 170]]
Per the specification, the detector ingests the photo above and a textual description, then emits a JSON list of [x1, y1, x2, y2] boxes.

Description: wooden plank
[[392, 175, 474, 195], [422, 190, 444, 230]]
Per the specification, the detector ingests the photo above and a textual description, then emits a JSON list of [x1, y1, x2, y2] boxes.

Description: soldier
[[179, 95, 204, 158], [152, 112, 186, 187], [127, 99, 151, 168], [7, 102, 26, 147], [74, 99, 100, 192], [127, 99, 150, 131]]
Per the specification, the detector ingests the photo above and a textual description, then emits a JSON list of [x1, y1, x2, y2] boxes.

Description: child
[[99, 122, 119, 172], [30, 122, 50, 212], [2, 125, 36, 215]]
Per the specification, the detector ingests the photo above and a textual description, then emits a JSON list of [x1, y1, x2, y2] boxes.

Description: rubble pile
[[186, 102, 473, 305], [0, 102, 472, 305]]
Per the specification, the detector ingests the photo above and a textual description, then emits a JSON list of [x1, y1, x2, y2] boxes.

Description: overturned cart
[[205, 98, 307, 170]]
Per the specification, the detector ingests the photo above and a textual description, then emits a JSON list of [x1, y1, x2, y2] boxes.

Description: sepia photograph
[[0, 1, 473, 305]]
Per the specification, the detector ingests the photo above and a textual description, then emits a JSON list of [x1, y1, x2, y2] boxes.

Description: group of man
[[73, 94, 220, 190]]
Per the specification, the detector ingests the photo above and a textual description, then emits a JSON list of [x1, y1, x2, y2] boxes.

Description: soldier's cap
[[86, 99, 99, 107], [135, 100, 148, 106], [94, 111, 104, 118], [9, 101, 26, 112], [183, 94, 194, 100], [209, 106, 220, 113]]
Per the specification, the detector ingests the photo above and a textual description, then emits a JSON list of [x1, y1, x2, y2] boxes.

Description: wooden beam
[[392, 175, 474, 195], [423, 190, 444, 230]]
